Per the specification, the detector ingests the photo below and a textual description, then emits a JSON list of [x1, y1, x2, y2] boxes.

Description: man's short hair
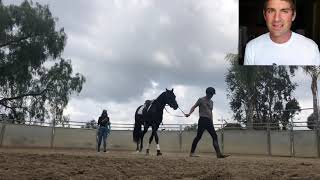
[[264, 0, 296, 12], [206, 87, 215, 95]]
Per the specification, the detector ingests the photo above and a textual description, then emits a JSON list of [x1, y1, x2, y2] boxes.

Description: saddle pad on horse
[[137, 100, 153, 115]]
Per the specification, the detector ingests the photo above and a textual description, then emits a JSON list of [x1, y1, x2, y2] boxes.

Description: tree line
[[225, 54, 320, 130]]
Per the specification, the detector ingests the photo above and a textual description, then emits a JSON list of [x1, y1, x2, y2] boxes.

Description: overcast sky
[[3, 0, 316, 127]]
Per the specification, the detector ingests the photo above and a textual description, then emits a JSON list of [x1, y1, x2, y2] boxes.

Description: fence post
[[179, 124, 182, 152], [317, 121, 320, 158], [50, 119, 56, 149], [94, 123, 98, 152], [267, 122, 271, 156], [289, 117, 295, 157], [0, 121, 7, 147], [316, 87, 320, 158], [221, 124, 224, 154]]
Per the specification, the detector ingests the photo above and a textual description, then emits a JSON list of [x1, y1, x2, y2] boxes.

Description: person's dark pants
[[190, 117, 221, 156], [97, 126, 109, 152]]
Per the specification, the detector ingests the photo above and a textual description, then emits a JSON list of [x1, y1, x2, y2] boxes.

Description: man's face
[[206, 93, 213, 99], [264, 0, 296, 40]]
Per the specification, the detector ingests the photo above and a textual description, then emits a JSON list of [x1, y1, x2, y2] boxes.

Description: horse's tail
[[133, 121, 141, 143], [133, 105, 143, 143]]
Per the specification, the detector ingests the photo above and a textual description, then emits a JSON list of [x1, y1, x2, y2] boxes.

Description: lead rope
[[164, 106, 187, 117], [161, 106, 187, 131]]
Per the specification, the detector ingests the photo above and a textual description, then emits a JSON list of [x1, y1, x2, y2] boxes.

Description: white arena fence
[[0, 119, 319, 158]]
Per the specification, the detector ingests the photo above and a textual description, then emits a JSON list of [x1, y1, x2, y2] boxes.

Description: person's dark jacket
[[98, 115, 110, 127]]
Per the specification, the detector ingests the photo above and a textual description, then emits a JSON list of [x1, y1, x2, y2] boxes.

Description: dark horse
[[133, 89, 178, 156]]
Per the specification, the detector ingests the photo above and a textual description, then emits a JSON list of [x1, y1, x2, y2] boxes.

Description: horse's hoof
[[157, 150, 162, 156], [146, 149, 149, 156]]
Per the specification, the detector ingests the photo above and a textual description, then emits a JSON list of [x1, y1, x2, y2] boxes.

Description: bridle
[[163, 91, 186, 117]]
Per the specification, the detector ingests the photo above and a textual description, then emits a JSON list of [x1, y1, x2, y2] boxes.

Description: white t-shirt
[[244, 32, 320, 65]]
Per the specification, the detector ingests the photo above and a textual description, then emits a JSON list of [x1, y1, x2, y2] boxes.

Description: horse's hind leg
[[135, 128, 142, 152], [140, 126, 148, 152], [136, 140, 139, 152]]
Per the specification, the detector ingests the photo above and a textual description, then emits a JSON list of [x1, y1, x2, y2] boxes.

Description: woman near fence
[[97, 109, 111, 152]]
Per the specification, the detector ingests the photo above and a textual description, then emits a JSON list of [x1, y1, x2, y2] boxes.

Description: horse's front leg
[[153, 125, 162, 156]]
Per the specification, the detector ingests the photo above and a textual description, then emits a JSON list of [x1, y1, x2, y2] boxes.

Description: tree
[[184, 123, 197, 131], [226, 57, 300, 130], [0, 1, 85, 124], [82, 119, 98, 129], [307, 112, 319, 130], [303, 66, 320, 130], [223, 123, 242, 130], [225, 54, 259, 129]]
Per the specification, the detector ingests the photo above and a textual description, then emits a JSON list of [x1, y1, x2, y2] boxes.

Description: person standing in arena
[[97, 109, 111, 152], [185, 87, 228, 158]]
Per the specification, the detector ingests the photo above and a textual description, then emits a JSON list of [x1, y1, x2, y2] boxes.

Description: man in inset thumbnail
[[244, 0, 320, 65]]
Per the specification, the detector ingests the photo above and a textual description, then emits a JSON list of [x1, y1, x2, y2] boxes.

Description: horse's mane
[[153, 91, 167, 108]]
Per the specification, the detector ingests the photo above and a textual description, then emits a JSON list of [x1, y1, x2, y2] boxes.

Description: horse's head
[[165, 88, 178, 110]]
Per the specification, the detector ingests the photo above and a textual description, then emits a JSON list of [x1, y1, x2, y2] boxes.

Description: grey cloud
[[60, 0, 238, 102], [4, 0, 242, 123], [5, 0, 316, 125]]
